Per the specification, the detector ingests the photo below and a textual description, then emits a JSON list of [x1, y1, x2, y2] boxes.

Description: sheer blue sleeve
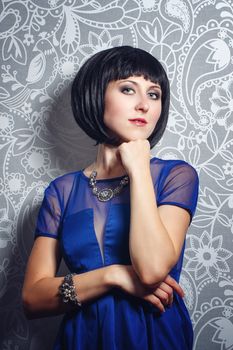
[[34, 173, 77, 239], [157, 161, 199, 223], [35, 182, 62, 239]]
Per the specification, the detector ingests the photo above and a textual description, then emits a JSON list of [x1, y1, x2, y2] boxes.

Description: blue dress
[[35, 157, 199, 350]]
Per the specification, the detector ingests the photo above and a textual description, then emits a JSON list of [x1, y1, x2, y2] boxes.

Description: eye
[[148, 91, 161, 100], [120, 86, 135, 95]]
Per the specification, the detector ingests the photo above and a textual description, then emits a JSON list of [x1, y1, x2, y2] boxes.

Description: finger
[[156, 283, 173, 305], [145, 294, 165, 313], [164, 275, 185, 297], [169, 293, 173, 306], [153, 288, 170, 306], [158, 282, 173, 296]]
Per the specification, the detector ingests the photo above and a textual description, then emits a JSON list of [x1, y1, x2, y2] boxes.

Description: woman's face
[[103, 75, 162, 144]]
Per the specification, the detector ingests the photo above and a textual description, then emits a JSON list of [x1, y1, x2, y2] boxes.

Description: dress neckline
[[80, 156, 157, 182], [80, 170, 128, 182]]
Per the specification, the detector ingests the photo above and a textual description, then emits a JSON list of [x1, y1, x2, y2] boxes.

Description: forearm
[[129, 169, 176, 285], [22, 265, 118, 319]]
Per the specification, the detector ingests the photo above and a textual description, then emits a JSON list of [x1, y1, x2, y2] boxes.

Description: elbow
[[139, 269, 168, 287], [22, 289, 37, 319], [137, 261, 176, 287]]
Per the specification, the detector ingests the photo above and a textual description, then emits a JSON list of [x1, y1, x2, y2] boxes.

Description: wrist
[[104, 264, 128, 289], [129, 169, 151, 185], [128, 168, 151, 181]]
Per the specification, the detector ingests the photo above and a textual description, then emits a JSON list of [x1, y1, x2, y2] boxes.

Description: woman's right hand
[[113, 265, 184, 313]]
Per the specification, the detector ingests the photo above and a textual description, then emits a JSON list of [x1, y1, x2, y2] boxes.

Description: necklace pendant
[[89, 170, 129, 202], [97, 188, 114, 201]]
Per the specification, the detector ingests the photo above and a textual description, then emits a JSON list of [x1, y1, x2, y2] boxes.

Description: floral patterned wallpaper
[[0, 0, 233, 349]]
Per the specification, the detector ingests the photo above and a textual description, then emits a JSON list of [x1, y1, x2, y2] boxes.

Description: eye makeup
[[119, 84, 161, 100]]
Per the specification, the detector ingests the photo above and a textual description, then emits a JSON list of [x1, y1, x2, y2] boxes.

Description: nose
[[135, 97, 149, 113]]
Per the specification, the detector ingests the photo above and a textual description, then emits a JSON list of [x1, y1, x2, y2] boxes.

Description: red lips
[[128, 118, 148, 124]]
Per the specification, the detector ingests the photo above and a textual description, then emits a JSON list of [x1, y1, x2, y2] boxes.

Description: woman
[[22, 46, 199, 349]]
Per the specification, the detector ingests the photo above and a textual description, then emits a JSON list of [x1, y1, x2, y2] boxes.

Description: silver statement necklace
[[89, 170, 129, 202]]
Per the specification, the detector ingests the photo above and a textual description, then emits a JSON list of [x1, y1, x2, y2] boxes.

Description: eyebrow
[[118, 80, 161, 90]]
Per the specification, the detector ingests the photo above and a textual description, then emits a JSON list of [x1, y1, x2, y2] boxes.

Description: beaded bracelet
[[58, 273, 82, 307]]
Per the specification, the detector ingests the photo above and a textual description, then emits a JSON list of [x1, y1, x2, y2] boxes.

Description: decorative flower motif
[[57, 56, 79, 79], [195, 131, 206, 144], [23, 33, 35, 46], [79, 30, 123, 56], [48, 0, 60, 8], [0, 113, 14, 135], [210, 81, 233, 130], [185, 231, 232, 282], [5, 173, 26, 195], [21, 102, 32, 114], [218, 29, 227, 40], [223, 162, 233, 176], [199, 114, 211, 127], [223, 307, 233, 319], [21, 147, 51, 178], [139, 0, 159, 12]]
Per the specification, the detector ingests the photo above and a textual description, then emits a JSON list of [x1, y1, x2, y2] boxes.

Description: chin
[[110, 130, 151, 144], [123, 132, 151, 142]]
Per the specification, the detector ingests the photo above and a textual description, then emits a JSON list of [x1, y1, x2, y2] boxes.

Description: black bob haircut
[[71, 46, 170, 148]]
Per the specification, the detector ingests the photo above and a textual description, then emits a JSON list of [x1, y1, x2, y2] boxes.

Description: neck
[[93, 143, 126, 177]]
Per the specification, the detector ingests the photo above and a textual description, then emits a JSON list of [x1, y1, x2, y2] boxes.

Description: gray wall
[[0, 1, 233, 349]]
